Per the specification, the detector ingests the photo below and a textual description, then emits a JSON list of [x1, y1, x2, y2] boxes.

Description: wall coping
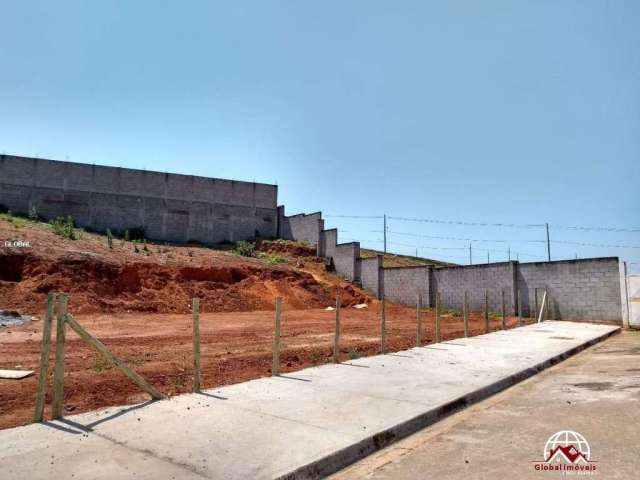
[[1, 154, 278, 188]]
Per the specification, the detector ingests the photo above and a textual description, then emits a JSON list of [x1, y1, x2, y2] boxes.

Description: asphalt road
[[331, 330, 640, 480]]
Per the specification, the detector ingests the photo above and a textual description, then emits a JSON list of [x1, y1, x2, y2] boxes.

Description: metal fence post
[[33, 293, 56, 422], [51, 293, 68, 419], [333, 297, 341, 363], [192, 298, 201, 392], [272, 297, 282, 376]]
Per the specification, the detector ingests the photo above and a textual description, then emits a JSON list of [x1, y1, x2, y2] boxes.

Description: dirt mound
[[257, 239, 317, 258], [0, 219, 373, 315]]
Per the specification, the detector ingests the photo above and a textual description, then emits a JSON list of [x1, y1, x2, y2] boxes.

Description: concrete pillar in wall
[[510, 261, 519, 316]]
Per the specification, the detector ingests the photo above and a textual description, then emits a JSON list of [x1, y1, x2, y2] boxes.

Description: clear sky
[[1, 1, 638, 269]]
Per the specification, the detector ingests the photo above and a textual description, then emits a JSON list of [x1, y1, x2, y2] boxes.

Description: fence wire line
[[388, 230, 546, 244], [327, 213, 640, 233]]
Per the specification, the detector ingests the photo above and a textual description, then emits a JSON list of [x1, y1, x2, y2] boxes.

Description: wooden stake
[[463, 291, 469, 338], [416, 293, 422, 347], [501, 290, 506, 330], [33, 293, 55, 422], [435, 292, 441, 343], [333, 297, 341, 363], [51, 294, 67, 419], [484, 290, 489, 333], [65, 314, 164, 399], [272, 297, 282, 375], [380, 296, 387, 354], [192, 298, 201, 392]]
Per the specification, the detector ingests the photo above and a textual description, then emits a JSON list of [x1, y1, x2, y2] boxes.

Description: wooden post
[[65, 314, 164, 399], [501, 290, 506, 330], [192, 298, 201, 392], [333, 297, 341, 363], [51, 294, 67, 419], [416, 293, 422, 347], [484, 290, 489, 333], [435, 292, 441, 343], [517, 290, 523, 327], [537, 289, 548, 323], [380, 296, 387, 354], [463, 291, 469, 338], [33, 293, 56, 422], [272, 297, 282, 375]]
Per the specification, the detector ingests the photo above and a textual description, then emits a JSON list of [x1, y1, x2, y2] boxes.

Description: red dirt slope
[[0, 218, 372, 315]]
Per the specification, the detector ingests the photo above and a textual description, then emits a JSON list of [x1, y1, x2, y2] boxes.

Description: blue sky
[[1, 1, 638, 269]]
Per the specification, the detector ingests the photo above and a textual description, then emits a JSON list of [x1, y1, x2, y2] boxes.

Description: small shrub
[[93, 354, 115, 373], [134, 244, 139, 253], [50, 216, 78, 240], [234, 240, 255, 257], [106, 229, 113, 249], [309, 351, 323, 365], [348, 348, 361, 360], [267, 254, 287, 265], [124, 230, 130, 242], [143, 238, 149, 252], [28, 204, 39, 221]]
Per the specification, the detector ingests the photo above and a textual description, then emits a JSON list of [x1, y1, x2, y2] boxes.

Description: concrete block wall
[[0, 155, 278, 244], [334, 242, 361, 282], [433, 262, 517, 313], [261, 208, 623, 324], [277, 208, 324, 254], [382, 266, 430, 307], [517, 258, 622, 322], [360, 255, 383, 298]]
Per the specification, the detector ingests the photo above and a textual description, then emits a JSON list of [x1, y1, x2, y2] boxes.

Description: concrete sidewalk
[[1, 321, 619, 480]]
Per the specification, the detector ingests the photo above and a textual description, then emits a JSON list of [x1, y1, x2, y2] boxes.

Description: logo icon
[[533, 430, 598, 475]]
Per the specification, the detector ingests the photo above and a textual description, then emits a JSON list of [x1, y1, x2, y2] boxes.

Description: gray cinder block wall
[[277, 208, 324, 254], [517, 258, 622, 322], [433, 262, 518, 313], [0, 155, 278, 243], [360, 256, 383, 298], [283, 209, 623, 324], [383, 266, 430, 306]]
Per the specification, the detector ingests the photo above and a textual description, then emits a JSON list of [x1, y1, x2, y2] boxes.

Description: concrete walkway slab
[[0, 321, 619, 480]]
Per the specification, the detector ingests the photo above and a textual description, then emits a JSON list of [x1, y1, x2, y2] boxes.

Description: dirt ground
[[0, 304, 524, 430]]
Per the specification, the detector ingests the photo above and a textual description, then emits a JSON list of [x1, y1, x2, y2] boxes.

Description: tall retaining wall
[[0, 155, 278, 243]]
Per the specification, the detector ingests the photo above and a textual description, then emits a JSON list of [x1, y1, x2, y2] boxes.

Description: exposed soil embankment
[[0, 220, 371, 315]]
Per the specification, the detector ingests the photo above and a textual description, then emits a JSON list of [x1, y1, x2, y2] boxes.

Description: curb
[[276, 326, 620, 480]]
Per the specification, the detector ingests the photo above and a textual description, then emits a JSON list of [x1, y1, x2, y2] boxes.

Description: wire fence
[[325, 213, 640, 266]]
